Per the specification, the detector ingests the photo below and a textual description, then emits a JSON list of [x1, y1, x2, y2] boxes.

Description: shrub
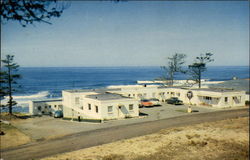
[[102, 154, 125, 160]]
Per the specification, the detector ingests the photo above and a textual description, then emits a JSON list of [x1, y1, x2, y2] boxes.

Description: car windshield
[[142, 100, 149, 102], [150, 99, 159, 101], [55, 111, 62, 114]]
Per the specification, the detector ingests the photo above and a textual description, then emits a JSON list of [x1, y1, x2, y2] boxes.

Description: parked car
[[140, 99, 153, 107], [54, 110, 63, 118], [148, 98, 161, 106], [166, 97, 183, 105], [140, 99, 161, 107]]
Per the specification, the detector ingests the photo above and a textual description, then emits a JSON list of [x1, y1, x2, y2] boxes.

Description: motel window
[[75, 97, 80, 104], [49, 105, 51, 108], [233, 96, 240, 100], [95, 106, 99, 113], [37, 106, 41, 111], [143, 93, 147, 97], [159, 92, 165, 96], [45, 106, 47, 109], [88, 104, 91, 110], [133, 94, 135, 97], [129, 104, 133, 111], [80, 106, 83, 110], [167, 92, 169, 94], [177, 93, 180, 97], [225, 97, 228, 102], [205, 96, 212, 100], [58, 105, 63, 108], [128, 94, 131, 97], [54, 105, 57, 108], [108, 106, 113, 113], [233, 96, 241, 103]]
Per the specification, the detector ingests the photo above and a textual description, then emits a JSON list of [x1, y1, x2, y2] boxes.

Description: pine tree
[[1, 0, 65, 27], [188, 53, 214, 88], [161, 53, 186, 86], [1, 55, 21, 114]]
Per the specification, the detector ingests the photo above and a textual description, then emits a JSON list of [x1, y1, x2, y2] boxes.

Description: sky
[[1, 1, 249, 67]]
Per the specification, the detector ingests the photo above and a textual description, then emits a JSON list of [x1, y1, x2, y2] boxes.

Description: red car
[[140, 99, 153, 107]]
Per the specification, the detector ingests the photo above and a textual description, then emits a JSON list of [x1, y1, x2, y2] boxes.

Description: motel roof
[[32, 98, 62, 103], [85, 93, 132, 101], [64, 88, 121, 93], [208, 79, 249, 94], [191, 88, 243, 93], [159, 86, 243, 93]]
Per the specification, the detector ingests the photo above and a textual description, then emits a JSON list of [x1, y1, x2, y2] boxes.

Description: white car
[[149, 98, 161, 106]]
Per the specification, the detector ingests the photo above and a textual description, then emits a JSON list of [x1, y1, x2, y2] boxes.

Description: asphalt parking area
[[139, 102, 221, 120], [12, 103, 223, 141]]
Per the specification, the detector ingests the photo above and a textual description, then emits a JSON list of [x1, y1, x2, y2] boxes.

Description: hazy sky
[[1, 1, 249, 67]]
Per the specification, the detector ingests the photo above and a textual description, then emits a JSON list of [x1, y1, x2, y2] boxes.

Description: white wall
[[29, 100, 62, 115], [109, 85, 168, 102], [161, 88, 246, 108], [61, 87, 246, 120], [62, 90, 98, 119], [100, 99, 139, 120], [63, 93, 139, 120], [80, 97, 102, 119]]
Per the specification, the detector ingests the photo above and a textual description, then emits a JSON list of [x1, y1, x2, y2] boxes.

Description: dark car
[[166, 97, 183, 105], [54, 110, 63, 118]]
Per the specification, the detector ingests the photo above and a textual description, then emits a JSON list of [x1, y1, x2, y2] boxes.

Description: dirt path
[[1, 108, 248, 160]]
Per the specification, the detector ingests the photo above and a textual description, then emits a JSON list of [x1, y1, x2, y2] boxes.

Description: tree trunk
[[7, 62, 13, 115], [198, 67, 201, 88], [170, 72, 174, 86]]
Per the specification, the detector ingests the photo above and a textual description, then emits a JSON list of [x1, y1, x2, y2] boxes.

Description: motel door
[[118, 105, 125, 118], [44, 106, 49, 115]]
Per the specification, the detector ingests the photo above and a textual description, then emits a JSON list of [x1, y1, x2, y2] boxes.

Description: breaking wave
[[10, 91, 49, 99], [2, 91, 50, 106]]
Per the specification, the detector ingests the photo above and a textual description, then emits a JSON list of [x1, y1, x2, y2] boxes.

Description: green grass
[[1, 123, 15, 130]]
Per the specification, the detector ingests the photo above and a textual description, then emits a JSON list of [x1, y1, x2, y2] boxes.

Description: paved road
[[1, 108, 249, 160]]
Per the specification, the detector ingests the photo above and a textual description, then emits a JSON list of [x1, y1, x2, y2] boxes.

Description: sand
[[43, 117, 249, 160]]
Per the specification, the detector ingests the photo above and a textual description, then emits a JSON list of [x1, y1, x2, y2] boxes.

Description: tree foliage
[[161, 53, 186, 86], [1, 55, 21, 114], [0, 0, 65, 27], [0, 71, 7, 99], [188, 53, 214, 88]]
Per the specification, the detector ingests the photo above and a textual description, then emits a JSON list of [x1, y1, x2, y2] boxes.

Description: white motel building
[[29, 84, 246, 121]]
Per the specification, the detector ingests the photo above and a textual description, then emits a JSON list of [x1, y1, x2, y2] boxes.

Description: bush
[[102, 154, 125, 160], [245, 100, 249, 106]]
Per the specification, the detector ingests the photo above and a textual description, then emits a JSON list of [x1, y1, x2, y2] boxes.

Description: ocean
[[1, 66, 249, 112]]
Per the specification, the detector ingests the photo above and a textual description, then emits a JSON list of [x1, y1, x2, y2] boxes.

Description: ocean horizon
[[1, 66, 249, 112], [19, 65, 249, 68], [8, 66, 250, 96]]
